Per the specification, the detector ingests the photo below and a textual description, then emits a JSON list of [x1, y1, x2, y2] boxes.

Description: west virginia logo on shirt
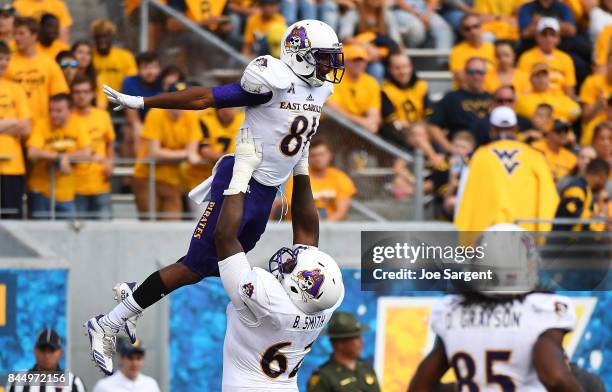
[[492, 148, 520, 175]]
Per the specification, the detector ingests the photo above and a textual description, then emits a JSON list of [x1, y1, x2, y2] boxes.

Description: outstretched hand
[[103, 85, 144, 111]]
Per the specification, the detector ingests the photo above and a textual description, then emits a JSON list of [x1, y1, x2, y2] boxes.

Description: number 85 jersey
[[240, 55, 334, 187], [430, 293, 576, 391]]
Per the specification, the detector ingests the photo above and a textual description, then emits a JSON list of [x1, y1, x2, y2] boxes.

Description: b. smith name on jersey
[[291, 314, 327, 330]]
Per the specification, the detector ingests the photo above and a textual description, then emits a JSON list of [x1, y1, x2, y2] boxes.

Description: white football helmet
[[269, 246, 344, 314], [280, 19, 344, 87], [472, 223, 541, 294]]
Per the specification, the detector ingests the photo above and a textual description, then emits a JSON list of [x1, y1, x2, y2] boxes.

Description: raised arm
[[214, 130, 262, 309], [291, 175, 320, 247]]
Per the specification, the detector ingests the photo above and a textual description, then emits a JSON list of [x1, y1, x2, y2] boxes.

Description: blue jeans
[[75, 193, 112, 220], [29, 192, 76, 220], [441, 9, 465, 36], [280, 0, 317, 25]]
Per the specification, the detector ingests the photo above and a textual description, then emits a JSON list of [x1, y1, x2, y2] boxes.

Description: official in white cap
[[489, 106, 518, 139]]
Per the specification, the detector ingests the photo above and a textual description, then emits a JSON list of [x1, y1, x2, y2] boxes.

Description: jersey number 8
[[280, 116, 319, 157], [260, 341, 314, 379]]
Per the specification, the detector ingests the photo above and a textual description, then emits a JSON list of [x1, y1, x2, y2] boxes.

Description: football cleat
[[113, 282, 140, 344], [84, 315, 117, 375]]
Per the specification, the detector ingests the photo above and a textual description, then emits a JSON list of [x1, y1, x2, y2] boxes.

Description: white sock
[[100, 296, 143, 332]]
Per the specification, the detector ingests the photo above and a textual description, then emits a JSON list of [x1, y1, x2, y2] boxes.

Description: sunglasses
[[466, 68, 485, 76], [60, 59, 78, 69], [495, 97, 515, 104], [462, 23, 480, 32]]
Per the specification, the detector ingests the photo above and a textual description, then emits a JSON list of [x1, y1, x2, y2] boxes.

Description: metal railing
[[136, 0, 426, 220]]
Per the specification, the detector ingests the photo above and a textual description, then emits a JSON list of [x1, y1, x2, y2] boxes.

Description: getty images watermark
[[360, 231, 611, 292], [370, 240, 491, 281]]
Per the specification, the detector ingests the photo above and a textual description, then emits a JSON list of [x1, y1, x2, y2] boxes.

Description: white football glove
[[293, 146, 309, 176], [104, 85, 144, 111], [223, 128, 262, 195]]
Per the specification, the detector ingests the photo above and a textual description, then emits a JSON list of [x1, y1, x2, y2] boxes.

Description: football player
[[215, 130, 344, 390], [408, 225, 584, 392], [85, 20, 344, 375]]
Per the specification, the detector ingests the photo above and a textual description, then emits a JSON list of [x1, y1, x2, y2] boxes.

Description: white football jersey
[[431, 292, 576, 391], [222, 267, 343, 391], [240, 55, 334, 187]]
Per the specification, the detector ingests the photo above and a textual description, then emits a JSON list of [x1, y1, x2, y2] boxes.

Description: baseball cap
[[0, 1, 15, 15], [325, 312, 370, 339], [343, 45, 369, 62], [537, 17, 560, 33], [530, 62, 550, 76], [490, 106, 518, 128], [117, 337, 145, 357], [35, 328, 62, 350]]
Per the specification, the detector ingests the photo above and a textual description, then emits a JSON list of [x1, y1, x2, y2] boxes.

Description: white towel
[[188, 154, 233, 204]]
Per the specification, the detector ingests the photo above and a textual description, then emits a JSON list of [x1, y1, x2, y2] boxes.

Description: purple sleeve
[[212, 82, 273, 108]]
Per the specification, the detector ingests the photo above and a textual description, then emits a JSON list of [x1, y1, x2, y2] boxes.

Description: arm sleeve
[[428, 96, 448, 128], [212, 82, 273, 108], [556, 186, 586, 218], [528, 293, 576, 335], [218, 252, 253, 311], [381, 91, 396, 124]]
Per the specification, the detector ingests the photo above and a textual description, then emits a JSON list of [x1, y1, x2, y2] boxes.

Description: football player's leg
[[182, 155, 237, 277], [237, 177, 277, 252]]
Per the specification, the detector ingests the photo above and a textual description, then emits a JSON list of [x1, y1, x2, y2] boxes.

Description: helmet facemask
[[306, 48, 345, 85]]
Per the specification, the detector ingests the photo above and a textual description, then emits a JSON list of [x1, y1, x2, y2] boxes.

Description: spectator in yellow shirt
[[27, 93, 91, 219], [580, 51, 612, 143], [91, 19, 138, 92], [484, 41, 531, 95], [517, 17, 576, 97], [532, 120, 577, 181], [581, 97, 612, 146], [183, 107, 245, 215], [474, 0, 520, 41], [326, 45, 381, 133], [71, 75, 116, 220], [242, 0, 286, 57], [284, 139, 356, 221], [515, 63, 581, 122], [71, 40, 107, 109], [0, 3, 16, 47], [449, 14, 495, 88], [13, 0, 73, 43], [4, 17, 68, 123], [594, 25, 612, 73], [36, 13, 68, 61], [132, 82, 202, 220], [380, 52, 431, 147], [0, 40, 31, 219]]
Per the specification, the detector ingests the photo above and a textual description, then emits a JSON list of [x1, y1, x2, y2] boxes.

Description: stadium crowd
[[0, 0, 610, 230]]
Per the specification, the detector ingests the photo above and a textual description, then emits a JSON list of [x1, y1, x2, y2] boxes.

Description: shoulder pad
[[527, 293, 576, 332], [241, 55, 293, 94]]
